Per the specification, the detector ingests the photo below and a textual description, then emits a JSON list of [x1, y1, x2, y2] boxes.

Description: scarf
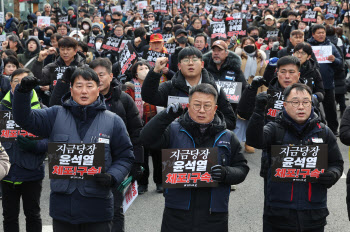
[[244, 51, 257, 80], [133, 78, 143, 118], [5, 18, 13, 29]]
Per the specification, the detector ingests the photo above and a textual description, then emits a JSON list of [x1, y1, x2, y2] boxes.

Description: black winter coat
[[49, 78, 144, 163], [140, 109, 249, 232], [247, 109, 343, 230], [141, 68, 237, 130], [300, 59, 325, 101]]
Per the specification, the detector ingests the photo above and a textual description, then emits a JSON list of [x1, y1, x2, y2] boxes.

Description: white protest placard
[[123, 181, 138, 213], [137, 1, 148, 9], [111, 5, 122, 13], [312, 46, 332, 64], [168, 96, 189, 109], [37, 16, 50, 27], [0, 34, 6, 50], [0, 12, 4, 24]]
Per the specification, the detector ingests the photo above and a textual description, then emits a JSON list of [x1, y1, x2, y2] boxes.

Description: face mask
[[177, 36, 188, 44], [135, 20, 141, 23], [46, 33, 52, 37], [251, 35, 259, 41], [96, 42, 102, 50], [244, 45, 256, 53], [92, 30, 99, 35], [83, 24, 90, 30], [164, 27, 172, 32], [202, 20, 207, 25], [137, 69, 149, 80], [74, 37, 81, 41]]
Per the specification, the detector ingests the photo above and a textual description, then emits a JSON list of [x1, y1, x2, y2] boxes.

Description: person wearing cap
[[203, 39, 247, 88], [141, 46, 236, 130], [325, 13, 336, 26], [142, 33, 174, 84], [259, 15, 284, 45]]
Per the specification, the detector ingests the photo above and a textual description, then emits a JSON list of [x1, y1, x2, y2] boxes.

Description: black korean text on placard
[[102, 36, 122, 52], [226, 18, 247, 37], [270, 144, 328, 182], [0, 111, 41, 141], [48, 143, 105, 180], [302, 11, 317, 23], [164, 43, 177, 54], [162, 147, 219, 188], [210, 21, 226, 39]]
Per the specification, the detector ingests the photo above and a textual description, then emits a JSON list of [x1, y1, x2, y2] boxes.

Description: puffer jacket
[[307, 37, 342, 89], [12, 90, 134, 224], [141, 68, 237, 130]]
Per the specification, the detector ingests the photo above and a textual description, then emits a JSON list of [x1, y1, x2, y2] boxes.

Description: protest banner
[[302, 11, 317, 22], [87, 36, 95, 49], [312, 46, 332, 64], [302, 0, 311, 6], [164, 43, 176, 54], [167, 96, 189, 108], [265, 89, 284, 120], [215, 81, 242, 103], [37, 16, 50, 27], [210, 21, 226, 38], [48, 143, 105, 180], [137, 1, 148, 9], [258, 0, 268, 7], [271, 144, 328, 182], [57, 15, 69, 25], [226, 18, 247, 37], [142, 50, 168, 67], [119, 42, 138, 75], [162, 147, 219, 188], [212, 7, 225, 21], [111, 5, 122, 13], [327, 5, 339, 18], [102, 36, 122, 52], [0, 111, 40, 141], [162, 33, 173, 43], [0, 12, 4, 24], [0, 34, 6, 51], [123, 181, 138, 213]]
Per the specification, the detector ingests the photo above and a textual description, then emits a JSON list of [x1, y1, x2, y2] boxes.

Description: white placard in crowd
[[37, 16, 50, 27], [312, 46, 332, 64], [0, 12, 4, 24]]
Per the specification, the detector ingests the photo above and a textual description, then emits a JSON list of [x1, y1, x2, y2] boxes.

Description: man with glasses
[[140, 83, 249, 232], [42, 3, 51, 17], [141, 46, 236, 130], [57, 24, 69, 37], [246, 83, 343, 232]]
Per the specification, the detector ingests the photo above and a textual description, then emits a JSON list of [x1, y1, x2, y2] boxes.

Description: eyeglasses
[[192, 103, 213, 111], [285, 100, 312, 108], [294, 51, 307, 56], [181, 57, 201, 64]]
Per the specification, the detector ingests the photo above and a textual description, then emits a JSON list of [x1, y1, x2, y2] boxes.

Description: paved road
[[0, 124, 349, 232]]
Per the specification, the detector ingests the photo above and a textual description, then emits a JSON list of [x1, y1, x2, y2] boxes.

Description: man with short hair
[[12, 67, 134, 232], [278, 30, 305, 58], [1, 68, 46, 232], [57, 24, 69, 36], [246, 83, 343, 232], [140, 83, 249, 232], [194, 33, 209, 54], [308, 24, 342, 135], [325, 13, 336, 26], [31, 37, 86, 92], [141, 46, 236, 130]]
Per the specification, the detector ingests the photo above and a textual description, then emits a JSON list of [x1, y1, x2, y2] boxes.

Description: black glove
[[61, 66, 76, 84], [166, 102, 184, 118], [130, 163, 143, 182], [94, 173, 115, 188], [318, 170, 337, 188], [210, 165, 227, 182], [255, 16, 262, 22], [18, 75, 39, 93], [251, 76, 267, 90], [254, 92, 268, 116], [17, 135, 38, 152]]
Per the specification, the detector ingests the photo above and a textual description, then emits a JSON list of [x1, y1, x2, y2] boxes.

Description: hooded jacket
[[141, 68, 236, 130], [12, 90, 134, 224], [307, 37, 342, 89], [17, 37, 41, 69], [300, 58, 325, 101]]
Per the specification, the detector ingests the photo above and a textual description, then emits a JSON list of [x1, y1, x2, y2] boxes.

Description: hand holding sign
[[94, 173, 115, 188], [318, 170, 337, 188], [328, 55, 335, 62], [154, 57, 168, 73], [210, 165, 227, 182]]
